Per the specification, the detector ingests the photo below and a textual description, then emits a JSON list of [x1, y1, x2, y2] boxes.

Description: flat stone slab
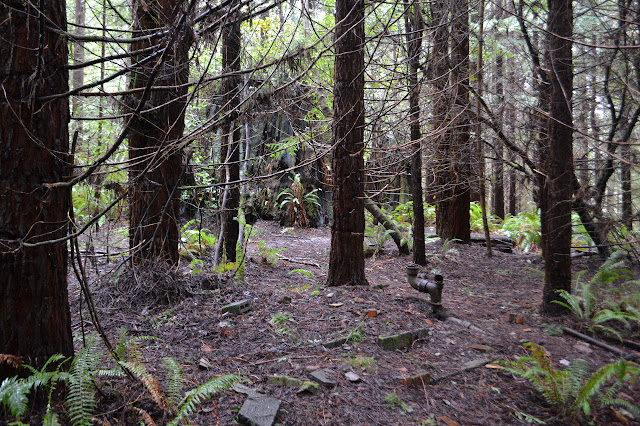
[[221, 299, 251, 315], [400, 371, 431, 386], [376, 331, 413, 350], [238, 395, 281, 426], [309, 368, 337, 387], [323, 337, 348, 348]]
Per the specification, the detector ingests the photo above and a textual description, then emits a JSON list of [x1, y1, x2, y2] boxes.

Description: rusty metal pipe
[[406, 264, 444, 312]]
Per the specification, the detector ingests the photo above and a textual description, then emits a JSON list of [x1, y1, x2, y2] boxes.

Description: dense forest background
[[1, 0, 640, 423]]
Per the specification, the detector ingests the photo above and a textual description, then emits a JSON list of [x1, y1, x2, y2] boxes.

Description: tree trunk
[[0, 0, 74, 379], [327, 0, 368, 286], [491, 55, 505, 219], [405, 0, 426, 265], [220, 5, 242, 263], [541, 0, 574, 316], [434, 0, 471, 243], [128, 0, 192, 264]]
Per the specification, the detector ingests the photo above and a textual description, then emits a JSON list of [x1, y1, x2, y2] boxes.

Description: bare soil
[[65, 220, 639, 425]]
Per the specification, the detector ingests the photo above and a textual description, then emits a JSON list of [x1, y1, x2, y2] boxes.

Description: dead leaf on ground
[[440, 415, 460, 426]]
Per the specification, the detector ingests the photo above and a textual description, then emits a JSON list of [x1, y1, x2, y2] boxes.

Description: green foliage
[[384, 391, 412, 413], [364, 215, 394, 255], [277, 173, 321, 228], [256, 240, 285, 264], [553, 251, 640, 339], [346, 355, 376, 372], [391, 201, 436, 226], [180, 219, 216, 260], [270, 313, 295, 336], [66, 335, 103, 426], [501, 211, 541, 252], [501, 342, 640, 421], [0, 354, 68, 421], [469, 202, 500, 233], [345, 324, 364, 344]]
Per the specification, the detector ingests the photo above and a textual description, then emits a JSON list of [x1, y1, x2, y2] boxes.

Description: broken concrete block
[[267, 375, 300, 388], [238, 395, 281, 426], [322, 337, 348, 349], [221, 299, 251, 315], [376, 332, 413, 350], [345, 371, 361, 383], [309, 368, 337, 387]]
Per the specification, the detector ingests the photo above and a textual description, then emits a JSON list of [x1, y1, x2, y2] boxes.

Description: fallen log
[[363, 196, 410, 255]]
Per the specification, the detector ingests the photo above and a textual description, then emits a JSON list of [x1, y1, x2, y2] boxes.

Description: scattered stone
[[233, 384, 262, 398], [377, 332, 413, 351], [573, 343, 593, 354], [412, 327, 431, 340], [268, 375, 301, 387], [278, 296, 292, 304], [198, 358, 213, 370], [238, 395, 281, 426], [508, 313, 525, 324], [323, 337, 348, 349], [400, 371, 431, 386], [309, 368, 337, 387], [559, 359, 571, 366], [463, 358, 494, 370], [326, 292, 335, 298], [364, 309, 378, 317], [221, 299, 251, 315], [297, 381, 319, 394], [469, 344, 492, 352], [345, 372, 361, 383], [218, 320, 230, 328]]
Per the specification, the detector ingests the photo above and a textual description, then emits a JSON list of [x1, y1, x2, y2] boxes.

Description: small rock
[[238, 395, 281, 426], [326, 292, 334, 298], [309, 368, 337, 387], [323, 337, 348, 349], [463, 358, 493, 370], [218, 320, 230, 328], [345, 372, 361, 383], [198, 358, 213, 370], [364, 309, 378, 317], [278, 296, 292, 304], [221, 299, 251, 315], [469, 344, 492, 352], [400, 371, 431, 386], [559, 359, 571, 366]]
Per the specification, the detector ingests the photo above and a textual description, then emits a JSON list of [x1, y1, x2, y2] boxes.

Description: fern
[[66, 336, 103, 426], [163, 358, 184, 410], [501, 343, 640, 420], [118, 361, 169, 411], [168, 374, 245, 426]]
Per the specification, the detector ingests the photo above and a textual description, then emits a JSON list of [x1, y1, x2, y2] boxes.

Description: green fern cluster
[[501, 342, 640, 421], [1, 330, 244, 425], [554, 251, 640, 339]]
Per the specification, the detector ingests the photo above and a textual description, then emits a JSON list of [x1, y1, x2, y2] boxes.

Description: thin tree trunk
[[0, 0, 74, 379], [405, 0, 426, 265], [220, 5, 242, 263], [327, 0, 368, 286]]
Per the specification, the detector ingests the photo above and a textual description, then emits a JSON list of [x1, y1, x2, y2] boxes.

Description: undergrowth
[[500, 342, 640, 422], [0, 330, 244, 425]]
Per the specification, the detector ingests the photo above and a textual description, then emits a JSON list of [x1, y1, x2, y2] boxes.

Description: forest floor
[[65, 220, 640, 426]]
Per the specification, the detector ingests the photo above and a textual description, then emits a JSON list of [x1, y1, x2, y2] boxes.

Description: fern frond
[[0, 354, 24, 369], [132, 407, 157, 426], [0, 377, 30, 417], [168, 375, 245, 426], [119, 361, 169, 411], [163, 358, 184, 410], [66, 336, 103, 426]]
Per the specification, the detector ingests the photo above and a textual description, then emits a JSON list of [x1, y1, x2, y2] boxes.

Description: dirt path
[[68, 220, 638, 425]]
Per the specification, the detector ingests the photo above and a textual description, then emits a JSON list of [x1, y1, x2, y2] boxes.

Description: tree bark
[[128, 0, 192, 264], [541, 0, 574, 316], [327, 0, 368, 286], [434, 0, 471, 243], [220, 4, 242, 263], [405, 0, 426, 265], [0, 0, 74, 379]]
